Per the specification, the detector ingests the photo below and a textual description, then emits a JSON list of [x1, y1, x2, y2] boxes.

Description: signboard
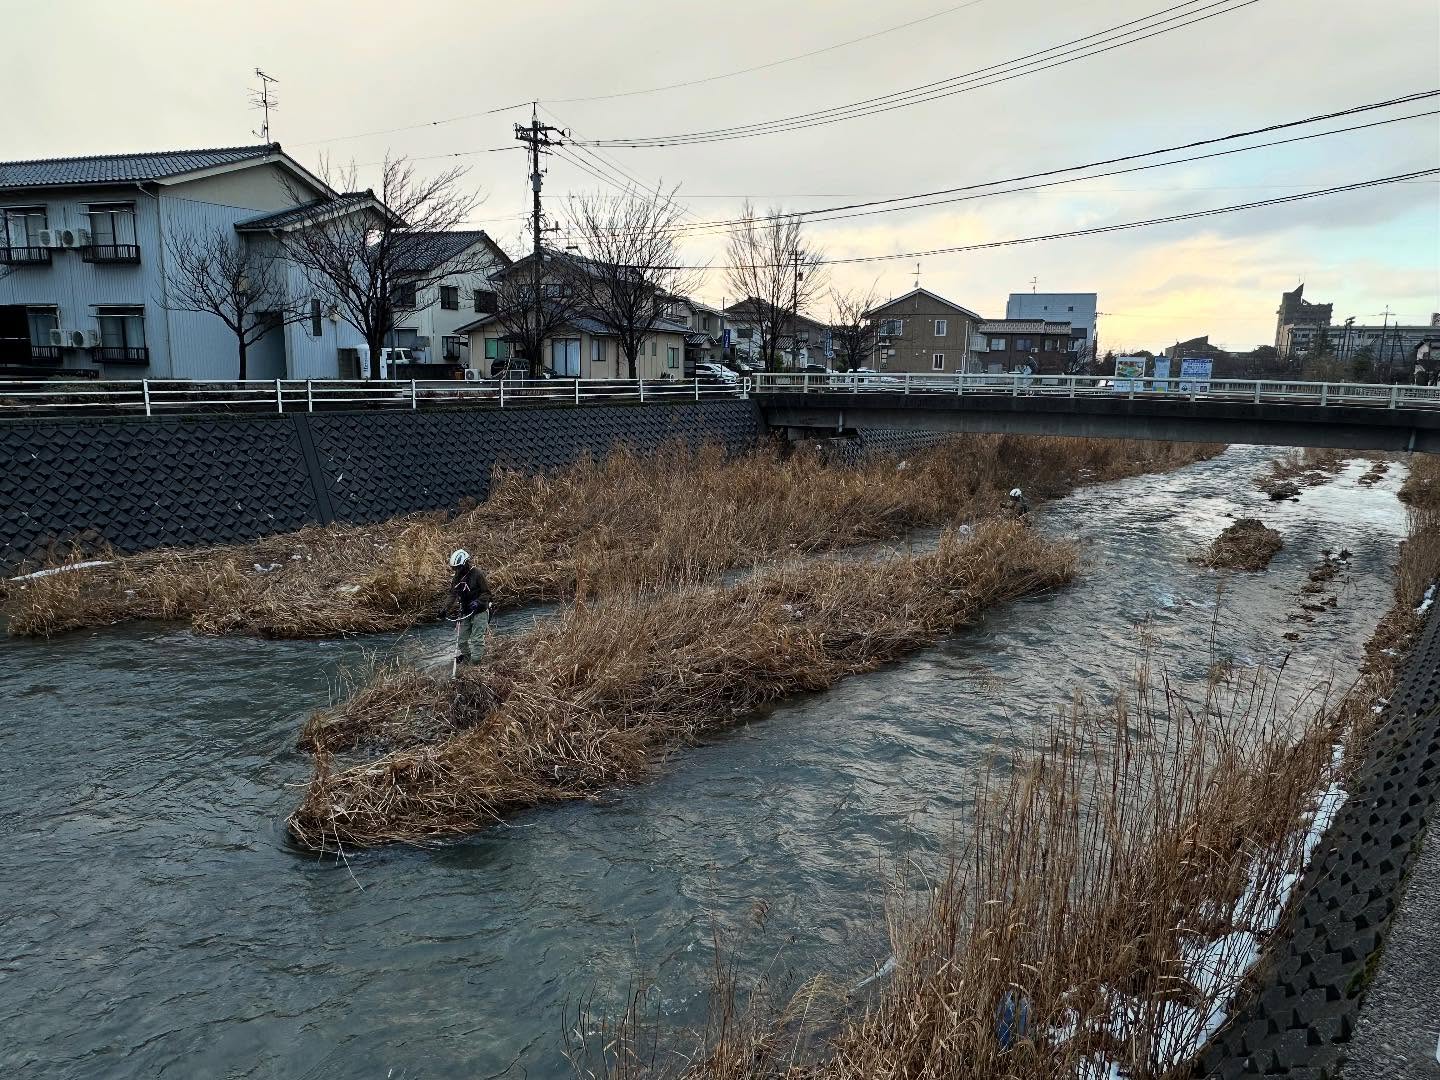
[[1178, 357, 1213, 393], [1151, 356, 1171, 391], [1113, 355, 1147, 392], [822, 328, 834, 359], [721, 328, 731, 348]]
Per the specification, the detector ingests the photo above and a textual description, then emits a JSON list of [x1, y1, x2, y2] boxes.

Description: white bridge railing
[[750, 371, 1440, 410], [0, 377, 748, 416]]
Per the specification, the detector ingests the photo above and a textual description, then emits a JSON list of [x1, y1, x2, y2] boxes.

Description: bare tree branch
[[160, 225, 303, 379], [560, 185, 700, 380], [276, 155, 489, 378], [724, 202, 825, 373], [828, 281, 883, 372], [488, 254, 579, 376]]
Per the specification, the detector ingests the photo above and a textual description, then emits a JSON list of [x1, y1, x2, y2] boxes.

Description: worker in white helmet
[[1008, 488, 1030, 518], [445, 549, 492, 668]]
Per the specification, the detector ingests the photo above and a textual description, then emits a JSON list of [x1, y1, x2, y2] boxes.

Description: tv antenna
[[251, 68, 279, 143]]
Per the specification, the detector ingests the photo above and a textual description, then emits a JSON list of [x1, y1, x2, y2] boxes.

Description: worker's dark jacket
[[449, 565, 492, 617]]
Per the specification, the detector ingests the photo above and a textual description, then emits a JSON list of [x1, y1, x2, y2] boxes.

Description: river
[[0, 446, 1410, 1079]]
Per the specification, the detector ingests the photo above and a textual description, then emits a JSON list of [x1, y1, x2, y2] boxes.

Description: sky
[[5, 0, 1439, 351]]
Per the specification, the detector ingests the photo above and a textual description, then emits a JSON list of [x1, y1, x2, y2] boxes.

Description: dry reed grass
[[1257, 447, 1349, 495], [1197, 518, 1284, 572], [287, 520, 1078, 850], [5, 435, 1220, 640]]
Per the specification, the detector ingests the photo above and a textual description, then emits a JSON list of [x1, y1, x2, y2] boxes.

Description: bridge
[[752, 372, 1440, 453]]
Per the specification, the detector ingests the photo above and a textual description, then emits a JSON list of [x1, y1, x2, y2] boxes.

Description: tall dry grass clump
[[287, 521, 1078, 850], [6, 435, 1219, 640], [1197, 518, 1284, 572]]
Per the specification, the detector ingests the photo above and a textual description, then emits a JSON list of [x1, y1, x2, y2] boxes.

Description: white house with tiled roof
[[0, 143, 370, 380]]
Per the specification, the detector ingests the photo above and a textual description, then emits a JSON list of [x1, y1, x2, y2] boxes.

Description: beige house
[[866, 287, 984, 374], [459, 313, 689, 380]]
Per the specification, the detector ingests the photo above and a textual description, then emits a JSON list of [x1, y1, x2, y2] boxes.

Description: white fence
[[750, 371, 1440, 410], [0, 377, 748, 416]]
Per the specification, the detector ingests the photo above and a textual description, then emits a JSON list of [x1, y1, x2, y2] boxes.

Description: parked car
[[801, 363, 835, 374], [695, 361, 738, 384], [850, 367, 903, 386]]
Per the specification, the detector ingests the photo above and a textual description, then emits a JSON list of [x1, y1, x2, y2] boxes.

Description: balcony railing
[[28, 345, 62, 361], [0, 245, 52, 265], [93, 346, 149, 364], [81, 243, 141, 264]]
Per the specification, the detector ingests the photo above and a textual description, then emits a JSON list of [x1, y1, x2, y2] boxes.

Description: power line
[[643, 168, 1440, 270], [577, 0, 1262, 147], [292, 100, 532, 148], [544, 0, 993, 104]]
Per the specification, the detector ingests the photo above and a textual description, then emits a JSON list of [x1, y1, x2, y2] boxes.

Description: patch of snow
[[9, 559, 111, 582], [252, 562, 281, 573], [1416, 584, 1435, 616]]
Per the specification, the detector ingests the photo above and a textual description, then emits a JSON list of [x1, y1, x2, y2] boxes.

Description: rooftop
[[0, 144, 283, 191]]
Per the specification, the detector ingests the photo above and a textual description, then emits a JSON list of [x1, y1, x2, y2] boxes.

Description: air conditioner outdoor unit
[[462, 368, 482, 382], [37, 229, 61, 248], [70, 329, 90, 349], [61, 228, 91, 248], [48, 328, 65, 347]]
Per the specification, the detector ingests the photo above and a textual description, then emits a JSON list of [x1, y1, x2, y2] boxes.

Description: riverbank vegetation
[[572, 456, 1440, 1079], [5, 435, 1220, 639], [1198, 518, 1284, 571], [1256, 447, 1349, 498], [287, 521, 1077, 850]]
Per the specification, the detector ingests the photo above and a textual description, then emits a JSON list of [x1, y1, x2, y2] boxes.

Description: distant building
[[866, 287, 984, 374], [721, 297, 829, 369], [1331, 318, 1440, 370], [1159, 335, 1232, 361], [976, 319, 1074, 374], [1274, 283, 1333, 356], [383, 230, 510, 369], [1006, 292, 1097, 363]]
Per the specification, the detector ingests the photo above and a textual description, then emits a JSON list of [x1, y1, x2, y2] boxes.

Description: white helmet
[[1009, 488, 1023, 499], [448, 549, 470, 568]]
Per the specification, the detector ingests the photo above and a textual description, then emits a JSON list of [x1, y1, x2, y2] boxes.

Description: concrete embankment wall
[[0, 401, 764, 572], [0, 402, 955, 572]]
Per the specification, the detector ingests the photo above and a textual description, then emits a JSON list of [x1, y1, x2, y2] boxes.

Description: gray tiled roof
[[0, 144, 278, 191], [390, 230, 509, 271], [234, 192, 376, 231]]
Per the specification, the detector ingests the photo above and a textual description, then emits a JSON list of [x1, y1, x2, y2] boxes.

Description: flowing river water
[[0, 446, 1413, 1079]]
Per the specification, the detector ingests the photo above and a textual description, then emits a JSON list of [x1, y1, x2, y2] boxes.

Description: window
[[1043, 339, 1056, 352], [541, 282, 574, 299], [1, 206, 48, 263], [737, 327, 753, 340], [474, 289, 497, 313], [85, 203, 139, 261], [931, 352, 945, 370], [94, 305, 147, 363], [26, 307, 59, 353], [440, 285, 459, 311], [590, 338, 604, 363], [309, 299, 323, 337], [651, 339, 657, 356], [879, 318, 903, 337], [442, 335, 464, 361], [1067, 305, 1074, 312], [1015, 337, 1033, 352], [934, 318, 947, 337], [390, 281, 417, 309], [667, 346, 680, 369], [483, 338, 511, 360], [988, 337, 1007, 351]]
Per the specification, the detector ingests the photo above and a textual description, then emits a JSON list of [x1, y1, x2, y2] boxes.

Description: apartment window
[[667, 346, 680, 369], [309, 299, 323, 337], [988, 337, 1006, 351], [931, 352, 945, 370], [1015, 337, 1033, 352], [591, 338, 604, 363], [473, 288, 497, 313], [440, 285, 459, 311], [26, 307, 59, 356], [1043, 339, 1056, 351], [85, 203, 139, 262], [390, 281, 417, 309], [2, 206, 49, 263], [541, 282, 574, 299], [934, 318, 948, 337], [1067, 305, 1074, 312], [879, 318, 903, 337], [651, 339, 657, 356], [94, 305, 147, 363]]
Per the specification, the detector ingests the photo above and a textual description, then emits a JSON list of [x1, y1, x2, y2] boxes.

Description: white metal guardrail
[[0, 377, 749, 415], [750, 371, 1440, 410]]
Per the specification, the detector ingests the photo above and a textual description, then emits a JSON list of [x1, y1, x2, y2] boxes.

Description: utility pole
[[250, 69, 279, 143], [1377, 305, 1394, 381], [791, 250, 801, 372], [514, 104, 566, 376]]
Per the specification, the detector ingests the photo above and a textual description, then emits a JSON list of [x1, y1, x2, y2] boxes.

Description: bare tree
[[487, 254, 578, 376], [561, 185, 699, 380], [724, 202, 825, 372], [277, 156, 487, 379], [161, 226, 301, 379], [828, 282, 883, 372]]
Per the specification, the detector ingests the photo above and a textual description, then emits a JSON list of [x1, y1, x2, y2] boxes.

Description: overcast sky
[[7, 0, 1438, 350]]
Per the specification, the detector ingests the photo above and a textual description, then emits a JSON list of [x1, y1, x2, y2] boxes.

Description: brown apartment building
[[975, 319, 1074, 374], [867, 288, 984, 374]]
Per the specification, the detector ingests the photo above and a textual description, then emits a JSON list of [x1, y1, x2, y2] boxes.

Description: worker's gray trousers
[[456, 609, 490, 663]]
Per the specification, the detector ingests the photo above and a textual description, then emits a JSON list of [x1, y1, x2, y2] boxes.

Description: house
[[459, 312, 689, 379], [865, 288, 984, 374], [0, 143, 370, 379], [1005, 291, 1098, 365], [383, 230, 510, 369], [662, 296, 727, 371], [722, 297, 830, 369], [976, 319, 1074, 374]]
